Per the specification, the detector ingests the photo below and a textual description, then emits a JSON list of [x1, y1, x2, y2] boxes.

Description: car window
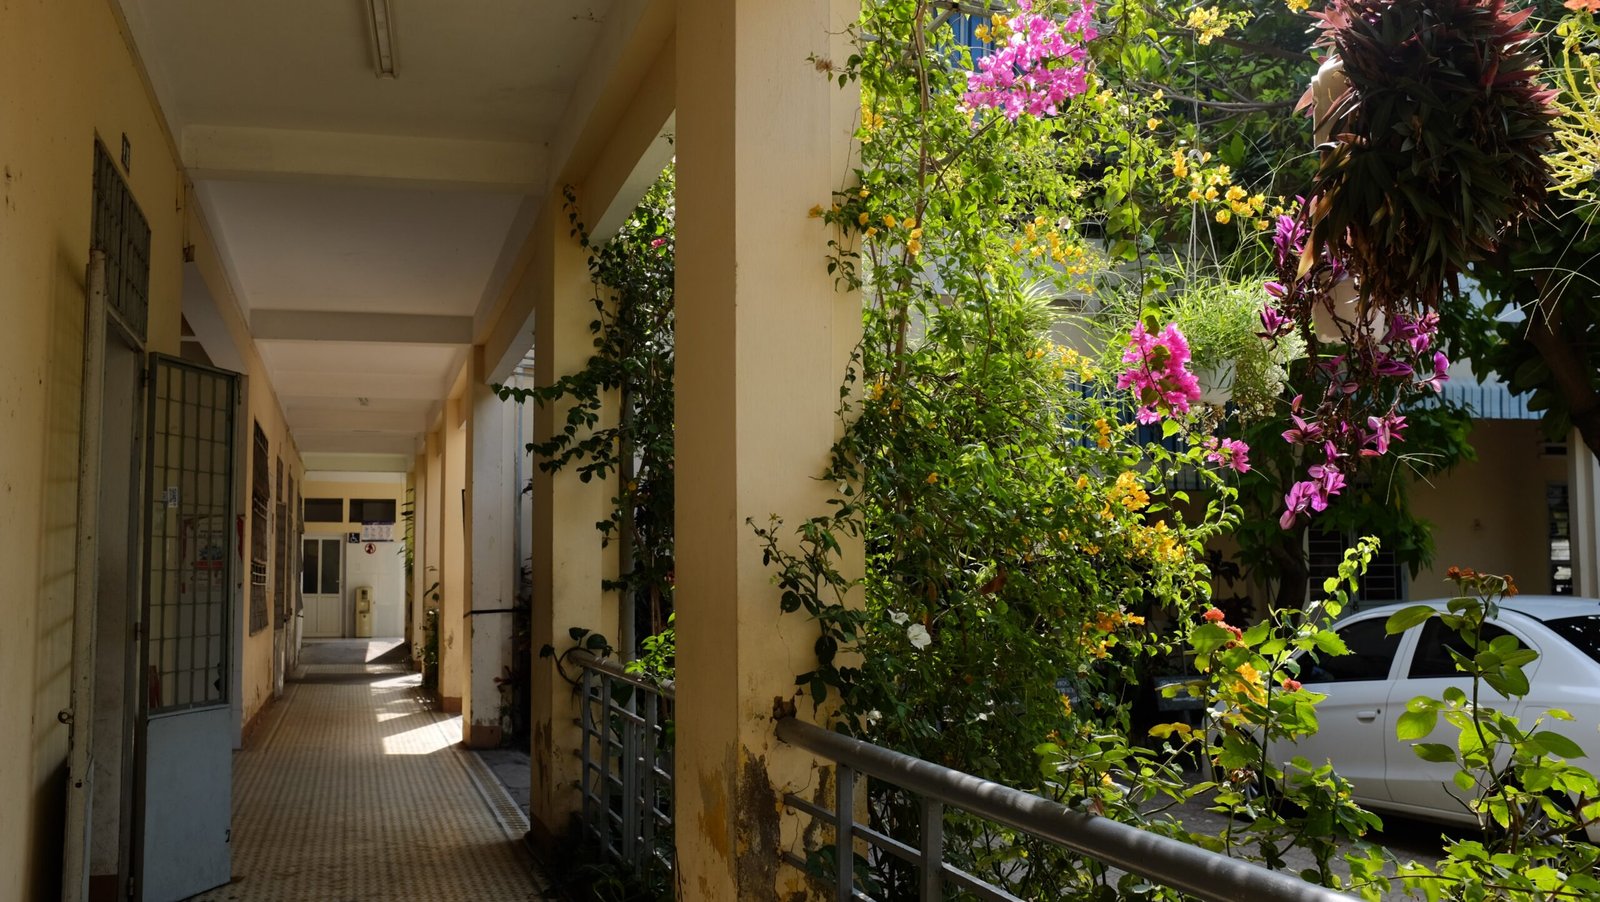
[[1408, 618, 1520, 679], [1543, 615, 1600, 667], [1304, 618, 1401, 683]]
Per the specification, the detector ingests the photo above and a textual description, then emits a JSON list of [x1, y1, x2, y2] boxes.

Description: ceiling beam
[[294, 433, 422, 456], [182, 125, 546, 192], [253, 309, 473, 344], [269, 370, 449, 401], [287, 408, 428, 434]]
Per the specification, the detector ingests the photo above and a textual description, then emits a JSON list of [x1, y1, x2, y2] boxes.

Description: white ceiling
[[117, 0, 615, 464], [119, 0, 610, 142], [195, 180, 524, 316]]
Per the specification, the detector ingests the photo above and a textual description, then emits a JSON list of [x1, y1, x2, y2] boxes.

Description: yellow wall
[[1411, 420, 1564, 597], [0, 1, 186, 894]]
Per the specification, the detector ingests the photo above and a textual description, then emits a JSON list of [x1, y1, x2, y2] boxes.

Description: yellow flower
[[1286, 0, 1310, 11], [907, 238, 922, 256], [974, 23, 991, 41], [808, 204, 825, 219], [1187, 187, 1203, 202], [859, 187, 870, 198], [1111, 471, 1149, 511], [926, 472, 938, 485], [883, 214, 898, 228], [1203, 186, 1219, 202], [1147, 117, 1161, 130], [1254, 219, 1270, 231], [1215, 208, 1232, 224], [865, 226, 878, 238], [909, 227, 923, 240], [903, 217, 917, 230], [1075, 475, 1090, 490], [858, 212, 870, 226], [1225, 185, 1247, 202]]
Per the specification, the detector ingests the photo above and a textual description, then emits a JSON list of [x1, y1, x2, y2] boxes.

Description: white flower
[[889, 610, 909, 625], [866, 709, 883, 725], [906, 623, 932, 649], [975, 712, 990, 721]]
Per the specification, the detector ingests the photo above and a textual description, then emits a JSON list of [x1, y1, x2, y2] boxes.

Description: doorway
[[302, 538, 344, 638], [80, 326, 144, 901]]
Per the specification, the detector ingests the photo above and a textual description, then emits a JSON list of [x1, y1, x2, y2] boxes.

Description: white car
[[1274, 596, 1600, 841]]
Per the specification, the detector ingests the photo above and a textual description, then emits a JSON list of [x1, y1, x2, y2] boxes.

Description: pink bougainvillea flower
[[1203, 437, 1251, 473], [1117, 322, 1202, 423], [961, 0, 1098, 121]]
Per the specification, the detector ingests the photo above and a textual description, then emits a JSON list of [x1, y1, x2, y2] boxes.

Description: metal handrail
[[576, 657, 674, 879], [776, 717, 1352, 902]]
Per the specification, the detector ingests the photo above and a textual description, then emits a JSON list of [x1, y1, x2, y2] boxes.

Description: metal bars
[[143, 356, 236, 712], [776, 717, 1353, 902], [91, 140, 151, 342], [576, 658, 675, 879]]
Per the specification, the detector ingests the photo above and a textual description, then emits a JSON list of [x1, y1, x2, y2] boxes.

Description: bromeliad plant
[[1385, 570, 1600, 901]]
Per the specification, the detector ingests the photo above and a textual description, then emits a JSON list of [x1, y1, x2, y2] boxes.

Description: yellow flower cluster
[[1010, 216, 1093, 276], [1131, 521, 1186, 563], [972, 12, 1013, 44], [1184, 6, 1231, 44], [1093, 417, 1112, 449], [1093, 609, 1147, 632], [1173, 150, 1277, 230], [1285, 0, 1311, 11], [1110, 471, 1149, 512], [859, 105, 886, 142], [1024, 343, 1098, 382]]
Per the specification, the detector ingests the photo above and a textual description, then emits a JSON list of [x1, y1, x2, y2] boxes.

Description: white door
[[1276, 614, 1405, 806], [1383, 617, 1537, 819], [302, 538, 344, 637], [138, 355, 236, 901]]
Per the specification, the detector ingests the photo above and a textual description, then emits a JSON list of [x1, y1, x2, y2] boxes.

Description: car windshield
[[1544, 615, 1600, 667]]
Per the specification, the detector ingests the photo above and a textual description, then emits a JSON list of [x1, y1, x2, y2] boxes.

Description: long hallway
[[194, 659, 549, 902]]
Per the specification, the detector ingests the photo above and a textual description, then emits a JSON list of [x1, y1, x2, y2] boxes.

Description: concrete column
[[674, 0, 862, 897], [441, 401, 469, 712], [1569, 431, 1599, 597], [527, 194, 620, 843], [465, 347, 516, 748]]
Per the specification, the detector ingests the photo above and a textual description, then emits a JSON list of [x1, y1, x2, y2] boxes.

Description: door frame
[[63, 251, 149, 902]]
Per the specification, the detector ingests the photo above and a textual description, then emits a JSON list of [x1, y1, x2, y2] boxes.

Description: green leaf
[[1412, 743, 1456, 763], [1386, 605, 1436, 635], [1397, 709, 1439, 741], [1534, 730, 1587, 759]]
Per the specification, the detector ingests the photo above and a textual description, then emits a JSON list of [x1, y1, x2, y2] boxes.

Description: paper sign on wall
[[360, 522, 394, 542]]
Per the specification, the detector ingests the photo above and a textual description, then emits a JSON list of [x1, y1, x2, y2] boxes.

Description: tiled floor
[[192, 669, 549, 901]]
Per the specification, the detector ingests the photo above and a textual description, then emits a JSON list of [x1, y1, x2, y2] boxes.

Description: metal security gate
[[138, 354, 236, 901]]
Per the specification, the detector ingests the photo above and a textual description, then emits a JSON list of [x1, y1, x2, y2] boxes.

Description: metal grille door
[[140, 354, 236, 901]]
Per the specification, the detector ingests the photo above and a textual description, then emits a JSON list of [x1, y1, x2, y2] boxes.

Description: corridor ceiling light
[[365, 0, 398, 79]]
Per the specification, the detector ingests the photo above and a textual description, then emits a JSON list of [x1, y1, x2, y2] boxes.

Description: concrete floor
[[192, 669, 550, 901]]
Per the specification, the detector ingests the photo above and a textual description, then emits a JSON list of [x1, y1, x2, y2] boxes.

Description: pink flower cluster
[[961, 0, 1098, 121], [1203, 437, 1252, 473], [1261, 204, 1450, 529], [1117, 322, 1201, 424]]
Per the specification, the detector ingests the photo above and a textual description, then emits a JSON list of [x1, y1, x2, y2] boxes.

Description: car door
[[1383, 617, 1538, 821], [1276, 614, 1405, 805]]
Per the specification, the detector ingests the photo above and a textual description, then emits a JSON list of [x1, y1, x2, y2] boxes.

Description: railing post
[[621, 687, 640, 866], [834, 765, 854, 900], [641, 691, 659, 860], [599, 673, 614, 854], [580, 665, 594, 841], [919, 798, 943, 902]]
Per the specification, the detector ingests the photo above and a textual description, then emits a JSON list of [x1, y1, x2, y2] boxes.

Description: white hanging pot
[[1197, 361, 1235, 406], [1311, 277, 1384, 344]]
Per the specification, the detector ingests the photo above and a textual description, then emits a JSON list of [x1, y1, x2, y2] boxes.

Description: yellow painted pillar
[[465, 346, 515, 748], [674, 0, 862, 897], [527, 195, 620, 841], [441, 401, 469, 712]]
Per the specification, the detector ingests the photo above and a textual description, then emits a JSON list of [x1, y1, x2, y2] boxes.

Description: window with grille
[[1307, 528, 1405, 609], [249, 423, 270, 634], [144, 357, 235, 710], [91, 140, 151, 341]]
